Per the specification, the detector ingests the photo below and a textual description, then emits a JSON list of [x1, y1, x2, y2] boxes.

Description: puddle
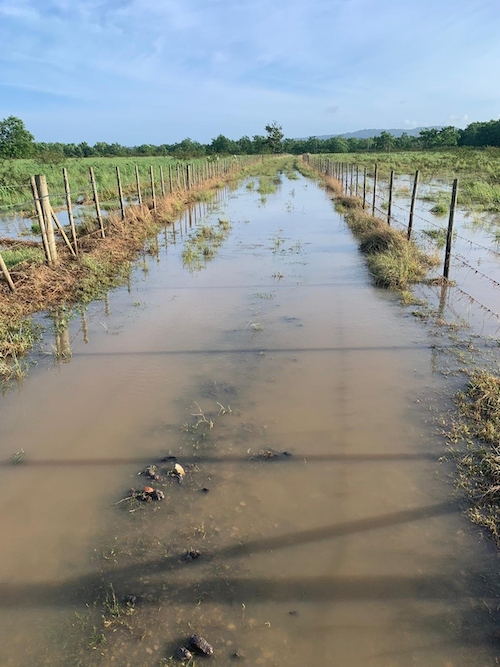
[[0, 172, 499, 665]]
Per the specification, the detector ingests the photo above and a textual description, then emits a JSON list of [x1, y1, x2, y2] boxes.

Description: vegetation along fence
[[0, 155, 260, 292], [305, 155, 500, 324]]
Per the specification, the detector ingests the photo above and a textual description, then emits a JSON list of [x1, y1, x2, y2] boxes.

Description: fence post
[[135, 165, 142, 206], [443, 179, 458, 280], [168, 164, 173, 194], [89, 167, 105, 238], [0, 253, 15, 292], [30, 176, 52, 264], [350, 164, 354, 195], [372, 163, 378, 216], [116, 166, 125, 220], [160, 166, 166, 197], [387, 170, 394, 225], [407, 170, 419, 240], [355, 165, 359, 197], [35, 175, 58, 261], [50, 209, 76, 256], [345, 163, 349, 192], [62, 167, 78, 254], [186, 164, 191, 190], [363, 167, 367, 209], [150, 166, 156, 210]]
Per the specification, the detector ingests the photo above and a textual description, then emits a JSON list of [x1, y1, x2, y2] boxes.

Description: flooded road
[[0, 170, 499, 666]]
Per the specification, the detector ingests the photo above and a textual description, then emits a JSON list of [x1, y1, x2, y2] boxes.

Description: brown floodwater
[[1, 171, 500, 666]]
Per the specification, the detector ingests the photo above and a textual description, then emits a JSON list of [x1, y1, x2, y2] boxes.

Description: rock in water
[[189, 634, 214, 656], [176, 646, 193, 662]]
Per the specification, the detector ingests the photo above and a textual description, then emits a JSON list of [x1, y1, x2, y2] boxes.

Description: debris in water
[[201, 487, 210, 493], [162, 455, 177, 462], [253, 449, 293, 461], [151, 489, 165, 501], [176, 646, 193, 662], [10, 450, 25, 465], [141, 465, 160, 481], [189, 634, 214, 656], [232, 651, 245, 659], [144, 486, 154, 494], [183, 548, 201, 561], [171, 463, 186, 483]]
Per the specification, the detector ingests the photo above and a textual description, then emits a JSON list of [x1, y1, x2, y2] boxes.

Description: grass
[[316, 149, 500, 213], [0, 246, 45, 269], [182, 221, 231, 271], [257, 176, 277, 195], [452, 371, 500, 544], [430, 202, 448, 216], [302, 157, 438, 290], [422, 227, 447, 248]]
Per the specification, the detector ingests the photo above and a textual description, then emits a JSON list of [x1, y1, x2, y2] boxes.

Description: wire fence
[[307, 155, 500, 327], [0, 155, 262, 292]]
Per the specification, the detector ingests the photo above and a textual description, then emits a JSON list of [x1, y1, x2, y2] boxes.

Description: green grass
[[0, 246, 45, 269], [422, 227, 447, 247], [0, 156, 212, 212], [257, 176, 277, 195], [318, 149, 500, 212]]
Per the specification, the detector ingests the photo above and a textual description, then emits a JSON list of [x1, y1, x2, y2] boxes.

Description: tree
[[0, 116, 34, 158], [265, 121, 284, 153]]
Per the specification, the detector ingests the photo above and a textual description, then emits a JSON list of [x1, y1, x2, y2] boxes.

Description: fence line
[[304, 154, 500, 325], [0, 155, 262, 291]]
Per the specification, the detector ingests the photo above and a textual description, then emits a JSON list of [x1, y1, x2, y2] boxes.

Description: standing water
[[0, 169, 499, 666]]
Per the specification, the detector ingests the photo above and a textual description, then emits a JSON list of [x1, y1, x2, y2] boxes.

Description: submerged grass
[[1, 158, 287, 375]]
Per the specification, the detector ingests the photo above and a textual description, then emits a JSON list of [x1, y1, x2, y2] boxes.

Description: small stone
[[151, 489, 165, 501], [189, 634, 214, 656], [232, 651, 245, 659], [288, 610, 298, 616], [176, 646, 192, 662], [201, 487, 210, 493], [184, 549, 201, 561]]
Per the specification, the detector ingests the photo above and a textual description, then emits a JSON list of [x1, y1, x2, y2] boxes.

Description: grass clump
[[422, 227, 447, 248], [452, 371, 500, 544], [257, 177, 277, 195], [1, 247, 45, 269], [182, 221, 231, 272], [430, 202, 448, 216]]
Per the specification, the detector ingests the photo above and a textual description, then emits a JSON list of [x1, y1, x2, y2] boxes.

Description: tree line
[[1, 116, 500, 161]]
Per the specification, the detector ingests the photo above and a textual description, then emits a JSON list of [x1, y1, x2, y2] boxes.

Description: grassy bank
[[0, 157, 288, 379], [318, 149, 500, 213], [0, 155, 213, 212], [297, 158, 438, 289], [451, 370, 500, 544]]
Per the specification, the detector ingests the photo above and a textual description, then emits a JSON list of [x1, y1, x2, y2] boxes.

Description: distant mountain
[[299, 127, 442, 141]]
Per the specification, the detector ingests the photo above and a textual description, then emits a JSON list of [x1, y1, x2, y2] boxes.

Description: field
[[322, 149, 500, 214], [0, 155, 210, 212]]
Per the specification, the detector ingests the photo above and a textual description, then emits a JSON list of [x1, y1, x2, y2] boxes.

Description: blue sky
[[0, 0, 499, 144]]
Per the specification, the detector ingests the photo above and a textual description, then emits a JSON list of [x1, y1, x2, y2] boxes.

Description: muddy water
[[0, 172, 499, 666]]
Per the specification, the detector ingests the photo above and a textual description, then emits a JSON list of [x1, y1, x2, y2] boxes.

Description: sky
[[0, 0, 499, 145]]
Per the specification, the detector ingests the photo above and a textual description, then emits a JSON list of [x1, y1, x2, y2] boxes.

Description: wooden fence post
[[89, 167, 105, 238], [35, 175, 58, 261], [363, 167, 367, 209], [186, 164, 191, 190], [62, 167, 78, 254], [30, 176, 52, 264], [135, 165, 142, 206], [443, 179, 458, 280], [387, 170, 394, 225], [372, 163, 378, 216], [350, 164, 354, 195], [355, 165, 359, 197], [0, 253, 15, 292], [407, 170, 419, 240], [168, 164, 173, 194], [160, 166, 166, 197], [116, 166, 125, 220], [50, 209, 76, 256], [150, 166, 156, 210]]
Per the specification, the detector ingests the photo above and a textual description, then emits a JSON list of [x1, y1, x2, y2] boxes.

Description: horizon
[[0, 0, 499, 144]]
